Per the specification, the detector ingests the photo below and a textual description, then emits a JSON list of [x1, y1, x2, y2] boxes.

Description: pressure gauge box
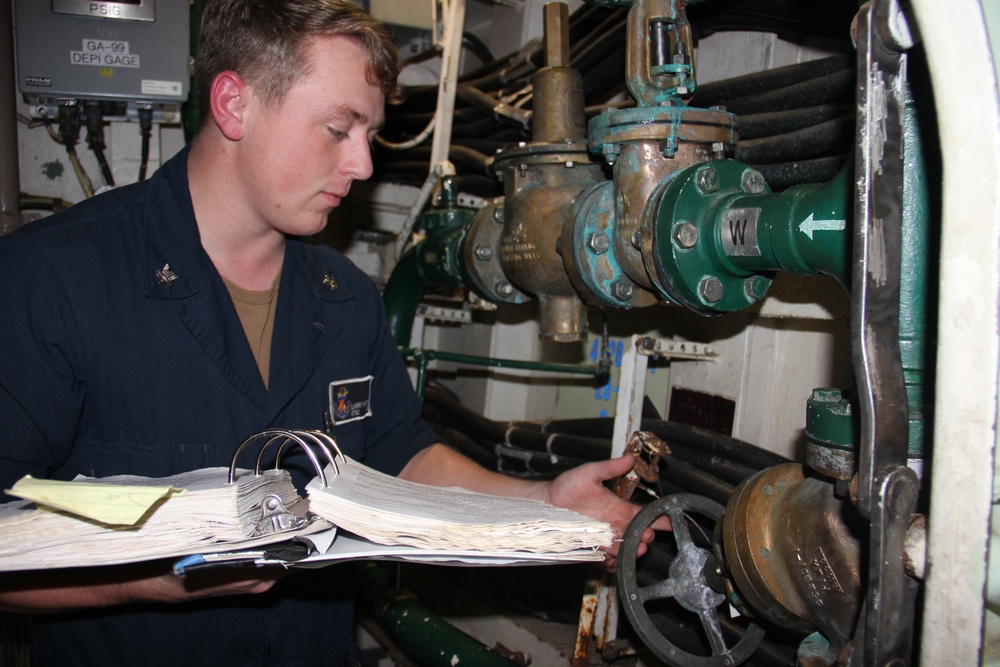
[[13, 0, 191, 121]]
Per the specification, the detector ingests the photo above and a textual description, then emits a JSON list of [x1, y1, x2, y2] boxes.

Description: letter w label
[[720, 208, 762, 257]]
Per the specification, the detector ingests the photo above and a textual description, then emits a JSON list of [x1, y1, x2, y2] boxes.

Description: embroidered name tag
[[328, 375, 374, 425]]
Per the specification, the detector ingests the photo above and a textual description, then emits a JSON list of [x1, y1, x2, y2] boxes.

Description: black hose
[[433, 425, 500, 469], [423, 386, 789, 473], [463, 31, 496, 66], [451, 117, 516, 140], [753, 155, 848, 191], [422, 387, 766, 505], [717, 69, 856, 116], [569, 15, 627, 77], [734, 113, 854, 164], [580, 44, 629, 102], [660, 458, 735, 506], [495, 445, 590, 474], [537, 417, 790, 471], [736, 103, 853, 140], [424, 386, 614, 458], [690, 54, 853, 109], [686, 0, 858, 45], [672, 451, 757, 486]]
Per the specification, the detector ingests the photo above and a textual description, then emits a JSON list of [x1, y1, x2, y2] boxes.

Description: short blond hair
[[194, 0, 401, 129]]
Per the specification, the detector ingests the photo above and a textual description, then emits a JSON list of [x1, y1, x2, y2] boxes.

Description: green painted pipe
[[384, 246, 426, 347], [382, 180, 474, 346], [650, 156, 852, 313], [355, 562, 522, 667], [400, 347, 608, 400], [899, 84, 934, 460]]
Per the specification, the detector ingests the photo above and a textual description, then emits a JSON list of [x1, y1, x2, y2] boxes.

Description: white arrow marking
[[799, 213, 846, 240]]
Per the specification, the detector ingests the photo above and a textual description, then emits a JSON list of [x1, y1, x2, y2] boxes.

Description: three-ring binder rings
[[0, 429, 614, 572]]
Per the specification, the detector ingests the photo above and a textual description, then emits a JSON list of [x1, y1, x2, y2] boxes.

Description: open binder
[[0, 429, 613, 573]]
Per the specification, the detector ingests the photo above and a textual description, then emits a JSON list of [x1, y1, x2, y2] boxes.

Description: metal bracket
[[852, 1, 918, 664]]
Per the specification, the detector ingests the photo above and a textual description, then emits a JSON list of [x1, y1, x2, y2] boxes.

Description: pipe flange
[[649, 159, 774, 313], [589, 105, 736, 160], [462, 199, 531, 305], [561, 181, 658, 308]]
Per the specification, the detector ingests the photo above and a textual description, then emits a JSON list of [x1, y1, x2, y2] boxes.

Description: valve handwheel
[[617, 493, 765, 667]]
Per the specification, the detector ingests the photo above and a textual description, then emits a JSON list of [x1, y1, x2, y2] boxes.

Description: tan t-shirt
[[223, 276, 279, 389]]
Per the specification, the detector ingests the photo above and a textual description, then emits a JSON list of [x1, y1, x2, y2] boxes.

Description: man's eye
[[327, 127, 348, 140]]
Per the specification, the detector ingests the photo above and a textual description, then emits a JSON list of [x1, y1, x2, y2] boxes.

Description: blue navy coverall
[[0, 145, 438, 666]]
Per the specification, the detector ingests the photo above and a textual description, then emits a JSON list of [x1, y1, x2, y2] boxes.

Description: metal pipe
[[356, 562, 523, 667], [403, 347, 606, 399], [0, 0, 23, 234]]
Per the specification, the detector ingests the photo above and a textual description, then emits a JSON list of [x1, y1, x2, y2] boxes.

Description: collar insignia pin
[[156, 264, 178, 286], [322, 274, 338, 291]]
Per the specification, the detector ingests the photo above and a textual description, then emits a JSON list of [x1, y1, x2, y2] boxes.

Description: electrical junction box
[[13, 0, 190, 121]]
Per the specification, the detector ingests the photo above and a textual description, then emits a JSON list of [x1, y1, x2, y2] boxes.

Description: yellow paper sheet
[[7, 476, 184, 526]]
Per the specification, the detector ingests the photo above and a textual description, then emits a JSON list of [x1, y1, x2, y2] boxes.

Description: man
[[0, 1, 653, 664]]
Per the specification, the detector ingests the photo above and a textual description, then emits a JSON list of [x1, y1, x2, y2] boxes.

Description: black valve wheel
[[617, 493, 765, 667]]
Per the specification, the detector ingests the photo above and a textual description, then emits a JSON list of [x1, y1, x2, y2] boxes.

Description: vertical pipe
[[0, 0, 24, 233]]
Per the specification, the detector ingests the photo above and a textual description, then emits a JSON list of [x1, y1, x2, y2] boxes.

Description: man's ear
[[209, 71, 249, 141]]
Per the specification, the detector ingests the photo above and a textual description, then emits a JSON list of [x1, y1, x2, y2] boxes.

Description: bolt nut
[[492, 206, 505, 224], [699, 276, 724, 304], [743, 274, 768, 301], [811, 388, 843, 403], [495, 280, 514, 297], [587, 232, 610, 255], [741, 169, 766, 195], [601, 143, 620, 166], [672, 222, 699, 249], [474, 244, 493, 261], [610, 280, 634, 302], [696, 168, 721, 194]]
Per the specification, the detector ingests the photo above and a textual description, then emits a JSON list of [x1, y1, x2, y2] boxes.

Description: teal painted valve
[[648, 158, 852, 314]]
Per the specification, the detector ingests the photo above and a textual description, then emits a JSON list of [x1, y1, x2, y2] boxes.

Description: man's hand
[[542, 455, 671, 572], [401, 444, 671, 571]]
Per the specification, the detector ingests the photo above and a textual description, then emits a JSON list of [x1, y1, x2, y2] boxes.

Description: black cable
[[462, 31, 495, 66], [137, 106, 154, 182], [84, 102, 114, 187]]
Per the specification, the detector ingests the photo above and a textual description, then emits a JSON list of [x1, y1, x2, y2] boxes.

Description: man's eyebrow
[[330, 105, 384, 131]]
